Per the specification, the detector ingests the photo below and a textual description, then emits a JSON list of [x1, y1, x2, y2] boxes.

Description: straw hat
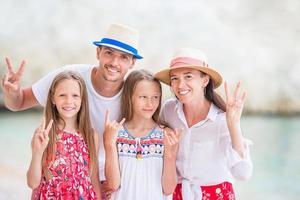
[[93, 23, 143, 59], [155, 47, 222, 88]]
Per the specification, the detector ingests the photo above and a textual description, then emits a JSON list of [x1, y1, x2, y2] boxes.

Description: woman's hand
[[224, 81, 247, 128]]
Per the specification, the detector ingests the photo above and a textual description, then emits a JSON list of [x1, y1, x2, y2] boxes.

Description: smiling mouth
[[178, 90, 190, 95], [105, 65, 119, 73]]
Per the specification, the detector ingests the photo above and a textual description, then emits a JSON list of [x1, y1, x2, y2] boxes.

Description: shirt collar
[[175, 99, 221, 123]]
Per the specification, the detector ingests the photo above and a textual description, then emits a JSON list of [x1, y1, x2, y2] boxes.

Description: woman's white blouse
[[160, 99, 253, 187]]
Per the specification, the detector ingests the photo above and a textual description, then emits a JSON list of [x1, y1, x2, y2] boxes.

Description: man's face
[[97, 46, 136, 82]]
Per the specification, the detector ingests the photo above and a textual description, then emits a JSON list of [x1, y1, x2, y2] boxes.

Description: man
[[1, 23, 143, 196]]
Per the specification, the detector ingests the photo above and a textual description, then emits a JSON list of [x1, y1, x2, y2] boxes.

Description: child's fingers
[[174, 128, 184, 141], [164, 131, 172, 145], [105, 110, 110, 125], [119, 118, 126, 126], [45, 119, 53, 134], [42, 116, 46, 130]]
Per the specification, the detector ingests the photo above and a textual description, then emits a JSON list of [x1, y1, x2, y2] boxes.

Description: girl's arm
[[27, 119, 53, 189], [91, 131, 102, 199], [162, 128, 180, 195], [27, 148, 44, 189], [224, 82, 247, 158], [103, 111, 124, 191]]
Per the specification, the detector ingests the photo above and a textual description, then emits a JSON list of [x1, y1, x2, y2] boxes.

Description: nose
[[146, 98, 153, 107], [65, 95, 73, 103], [177, 78, 185, 88], [111, 56, 120, 66]]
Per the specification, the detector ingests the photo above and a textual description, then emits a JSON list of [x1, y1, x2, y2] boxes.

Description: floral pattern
[[173, 182, 235, 200], [32, 130, 97, 200]]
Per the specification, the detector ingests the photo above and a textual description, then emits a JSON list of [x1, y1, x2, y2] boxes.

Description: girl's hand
[[1, 58, 26, 97], [103, 110, 125, 148], [224, 81, 247, 128], [31, 118, 53, 155], [163, 128, 182, 159]]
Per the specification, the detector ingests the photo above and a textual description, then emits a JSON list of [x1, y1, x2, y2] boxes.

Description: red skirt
[[172, 181, 235, 200]]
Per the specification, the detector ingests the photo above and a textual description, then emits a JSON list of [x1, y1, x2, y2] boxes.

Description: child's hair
[[121, 69, 162, 124], [42, 71, 96, 177]]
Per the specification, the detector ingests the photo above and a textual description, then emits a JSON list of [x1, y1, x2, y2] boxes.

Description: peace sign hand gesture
[[224, 81, 247, 128], [103, 110, 125, 148], [31, 118, 53, 155], [1, 58, 26, 97]]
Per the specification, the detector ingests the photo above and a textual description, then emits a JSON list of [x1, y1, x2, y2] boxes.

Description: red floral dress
[[32, 130, 97, 200]]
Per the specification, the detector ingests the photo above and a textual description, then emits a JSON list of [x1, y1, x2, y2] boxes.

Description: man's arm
[[3, 87, 39, 111], [2, 58, 39, 111]]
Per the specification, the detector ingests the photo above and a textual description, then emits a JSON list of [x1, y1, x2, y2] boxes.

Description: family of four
[[2, 23, 253, 200]]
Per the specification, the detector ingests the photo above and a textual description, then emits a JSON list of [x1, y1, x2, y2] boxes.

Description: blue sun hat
[[93, 23, 143, 59]]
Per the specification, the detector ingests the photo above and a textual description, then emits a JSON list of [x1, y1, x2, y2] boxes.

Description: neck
[[92, 67, 124, 97], [125, 117, 156, 138], [183, 97, 211, 127], [58, 118, 78, 132]]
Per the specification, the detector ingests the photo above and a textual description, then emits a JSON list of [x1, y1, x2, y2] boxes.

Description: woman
[[155, 47, 253, 200]]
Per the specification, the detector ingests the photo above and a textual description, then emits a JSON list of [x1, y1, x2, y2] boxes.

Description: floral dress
[[32, 130, 97, 200]]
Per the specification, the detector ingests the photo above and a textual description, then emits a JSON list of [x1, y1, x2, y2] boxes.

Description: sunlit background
[[1, 0, 299, 199]]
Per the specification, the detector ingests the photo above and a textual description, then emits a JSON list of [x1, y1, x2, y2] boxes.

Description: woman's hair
[[121, 69, 162, 124], [42, 71, 96, 177], [200, 72, 226, 112]]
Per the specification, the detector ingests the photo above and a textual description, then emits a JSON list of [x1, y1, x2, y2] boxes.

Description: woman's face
[[170, 68, 209, 104]]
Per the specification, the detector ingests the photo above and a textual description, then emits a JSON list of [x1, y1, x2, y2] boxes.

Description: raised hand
[[103, 110, 125, 148], [224, 81, 247, 127], [31, 118, 53, 155], [163, 128, 182, 159], [1, 58, 26, 96]]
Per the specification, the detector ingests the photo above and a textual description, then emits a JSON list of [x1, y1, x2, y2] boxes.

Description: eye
[[104, 50, 113, 56], [185, 74, 193, 79], [170, 76, 178, 81], [59, 94, 66, 97], [73, 94, 80, 98], [139, 96, 147, 99], [121, 55, 130, 61]]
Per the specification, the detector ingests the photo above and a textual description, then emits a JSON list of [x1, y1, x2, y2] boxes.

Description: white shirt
[[160, 99, 253, 199], [111, 125, 165, 200], [32, 64, 122, 180]]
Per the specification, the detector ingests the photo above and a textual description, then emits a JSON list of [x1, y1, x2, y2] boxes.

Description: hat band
[[100, 38, 138, 55], [170, 57, 208, 68]]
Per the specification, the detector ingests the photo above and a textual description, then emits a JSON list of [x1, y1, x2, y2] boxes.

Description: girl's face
[[170, 68, 209, 104], [131, 80, 161, 120], [52, 79, 82, 122]]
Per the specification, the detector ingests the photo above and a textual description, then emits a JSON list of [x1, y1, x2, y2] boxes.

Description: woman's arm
[[224, 82, 247, 157]]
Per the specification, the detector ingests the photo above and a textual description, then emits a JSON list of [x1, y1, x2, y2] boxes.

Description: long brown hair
[[42, 71, 96, 177], [121, 69, 162, 124], [201, 72, 226, 112]]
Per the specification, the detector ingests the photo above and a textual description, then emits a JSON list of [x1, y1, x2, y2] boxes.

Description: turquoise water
[[0, 112, 299, 199]]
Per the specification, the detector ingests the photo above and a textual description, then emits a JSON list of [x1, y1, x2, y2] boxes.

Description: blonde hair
[[121, 69, 162, 123], [42, 71, 96, 177]]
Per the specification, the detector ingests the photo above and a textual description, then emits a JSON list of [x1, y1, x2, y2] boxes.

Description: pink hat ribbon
[[170, 57, 208, 68]]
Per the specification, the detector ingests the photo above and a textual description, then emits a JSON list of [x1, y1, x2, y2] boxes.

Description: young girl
[[27, 71, 101, 199], [103, 69, 180, 199], [155, 47, 253, 200]]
